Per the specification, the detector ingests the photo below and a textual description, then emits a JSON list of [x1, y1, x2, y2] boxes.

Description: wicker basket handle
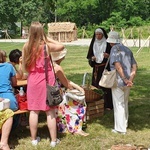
[[82, 73, 90, 89]]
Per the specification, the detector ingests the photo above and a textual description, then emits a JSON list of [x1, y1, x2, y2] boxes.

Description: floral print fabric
[[0, 109, 14, 129], [56, 95, 86, 133]]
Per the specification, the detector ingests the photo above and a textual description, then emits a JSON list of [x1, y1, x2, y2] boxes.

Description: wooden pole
[[139, 29, 141, 48], [136, 36, 150, 56]]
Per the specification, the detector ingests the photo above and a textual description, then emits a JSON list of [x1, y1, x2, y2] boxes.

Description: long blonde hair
[[23, 22, 48, 71]]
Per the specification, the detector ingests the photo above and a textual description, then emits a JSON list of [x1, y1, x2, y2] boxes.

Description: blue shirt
[[0, 62, 18, 111], [110, 44, 137, 87], [0, 62, 16, 92]]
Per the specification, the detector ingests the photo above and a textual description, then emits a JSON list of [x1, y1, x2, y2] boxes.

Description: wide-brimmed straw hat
[[51, 48, 67, 61], [106, 31, 120, 43]]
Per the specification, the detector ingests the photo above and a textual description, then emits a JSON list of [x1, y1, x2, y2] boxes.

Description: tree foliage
[[0, 0, 149, 36]]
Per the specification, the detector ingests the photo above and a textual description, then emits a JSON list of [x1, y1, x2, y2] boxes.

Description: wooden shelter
[[48, 22, 77, 42]]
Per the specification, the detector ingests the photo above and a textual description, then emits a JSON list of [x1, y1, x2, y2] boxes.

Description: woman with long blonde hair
[[22, 22, 64, 147]]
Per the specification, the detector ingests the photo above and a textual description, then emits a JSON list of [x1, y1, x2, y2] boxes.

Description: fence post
[[139, 29, 141, 48]]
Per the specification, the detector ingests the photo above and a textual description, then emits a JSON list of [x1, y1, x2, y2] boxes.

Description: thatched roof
[[48, 22, 77, 33]]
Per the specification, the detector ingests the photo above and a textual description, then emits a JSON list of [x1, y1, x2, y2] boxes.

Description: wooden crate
[[86, 99, 104, 121]]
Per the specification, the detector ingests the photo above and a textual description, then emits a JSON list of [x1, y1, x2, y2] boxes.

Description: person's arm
[[69, 81, 85, 94], [17, 56, 28, 80], [54, 64, 73, 89], [22, 44, 28, 73], [18, 57, 23, 75], [14, 61, 23, 80], [10, 64, 17, 86], [103, 53, 109, 58], [114, 62, 133, 87], [11, 76, 17, 87], [114, 62, 126, 79], [129, 64, 137, 82], [91, 56, 96, 61], [54, 64, 84, 93], [47, 37, 63, 45], [46, 38, 64, 53]]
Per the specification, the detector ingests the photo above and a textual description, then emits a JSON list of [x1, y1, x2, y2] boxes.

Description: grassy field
[[0, 42, 150, 150]]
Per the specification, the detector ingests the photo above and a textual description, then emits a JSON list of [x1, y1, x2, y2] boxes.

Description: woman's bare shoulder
[[22, 42, 28, 50], [54, 63, 63, 73]]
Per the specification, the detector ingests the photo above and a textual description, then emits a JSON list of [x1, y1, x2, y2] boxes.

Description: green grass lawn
[[0, 42, 150, 150]]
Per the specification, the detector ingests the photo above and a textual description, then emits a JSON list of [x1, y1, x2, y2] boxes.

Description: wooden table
[[14, 109, 29, 115], [17, 80, 27, 86]]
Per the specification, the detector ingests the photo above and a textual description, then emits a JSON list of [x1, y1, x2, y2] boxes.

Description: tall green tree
[[21, 0, 44, 25], [0, 0, 56, 29], [0, 0, 149, 36], [0, 0, 22, 29]]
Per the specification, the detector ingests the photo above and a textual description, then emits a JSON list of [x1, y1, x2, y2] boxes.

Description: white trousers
[[112, 86, 130, 132]]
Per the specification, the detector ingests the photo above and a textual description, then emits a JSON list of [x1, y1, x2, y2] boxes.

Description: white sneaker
[[31, 137, 40, 146], [50, 139, 60, 147]]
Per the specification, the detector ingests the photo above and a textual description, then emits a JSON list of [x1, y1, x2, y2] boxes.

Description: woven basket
[[84, 88, 102, 102], [82, 73, 102, 102]]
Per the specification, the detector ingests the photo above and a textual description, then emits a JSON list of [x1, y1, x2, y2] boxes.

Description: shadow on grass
[[9, 68, 150, 148], [9, 124, 30, 149], [9, 111, 68, 149]]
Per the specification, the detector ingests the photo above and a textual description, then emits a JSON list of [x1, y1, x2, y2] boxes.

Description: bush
[[127, 17, 143, 26]]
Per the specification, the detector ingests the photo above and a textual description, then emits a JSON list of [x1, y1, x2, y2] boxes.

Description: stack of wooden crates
[[84, 86, 104, 121]]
